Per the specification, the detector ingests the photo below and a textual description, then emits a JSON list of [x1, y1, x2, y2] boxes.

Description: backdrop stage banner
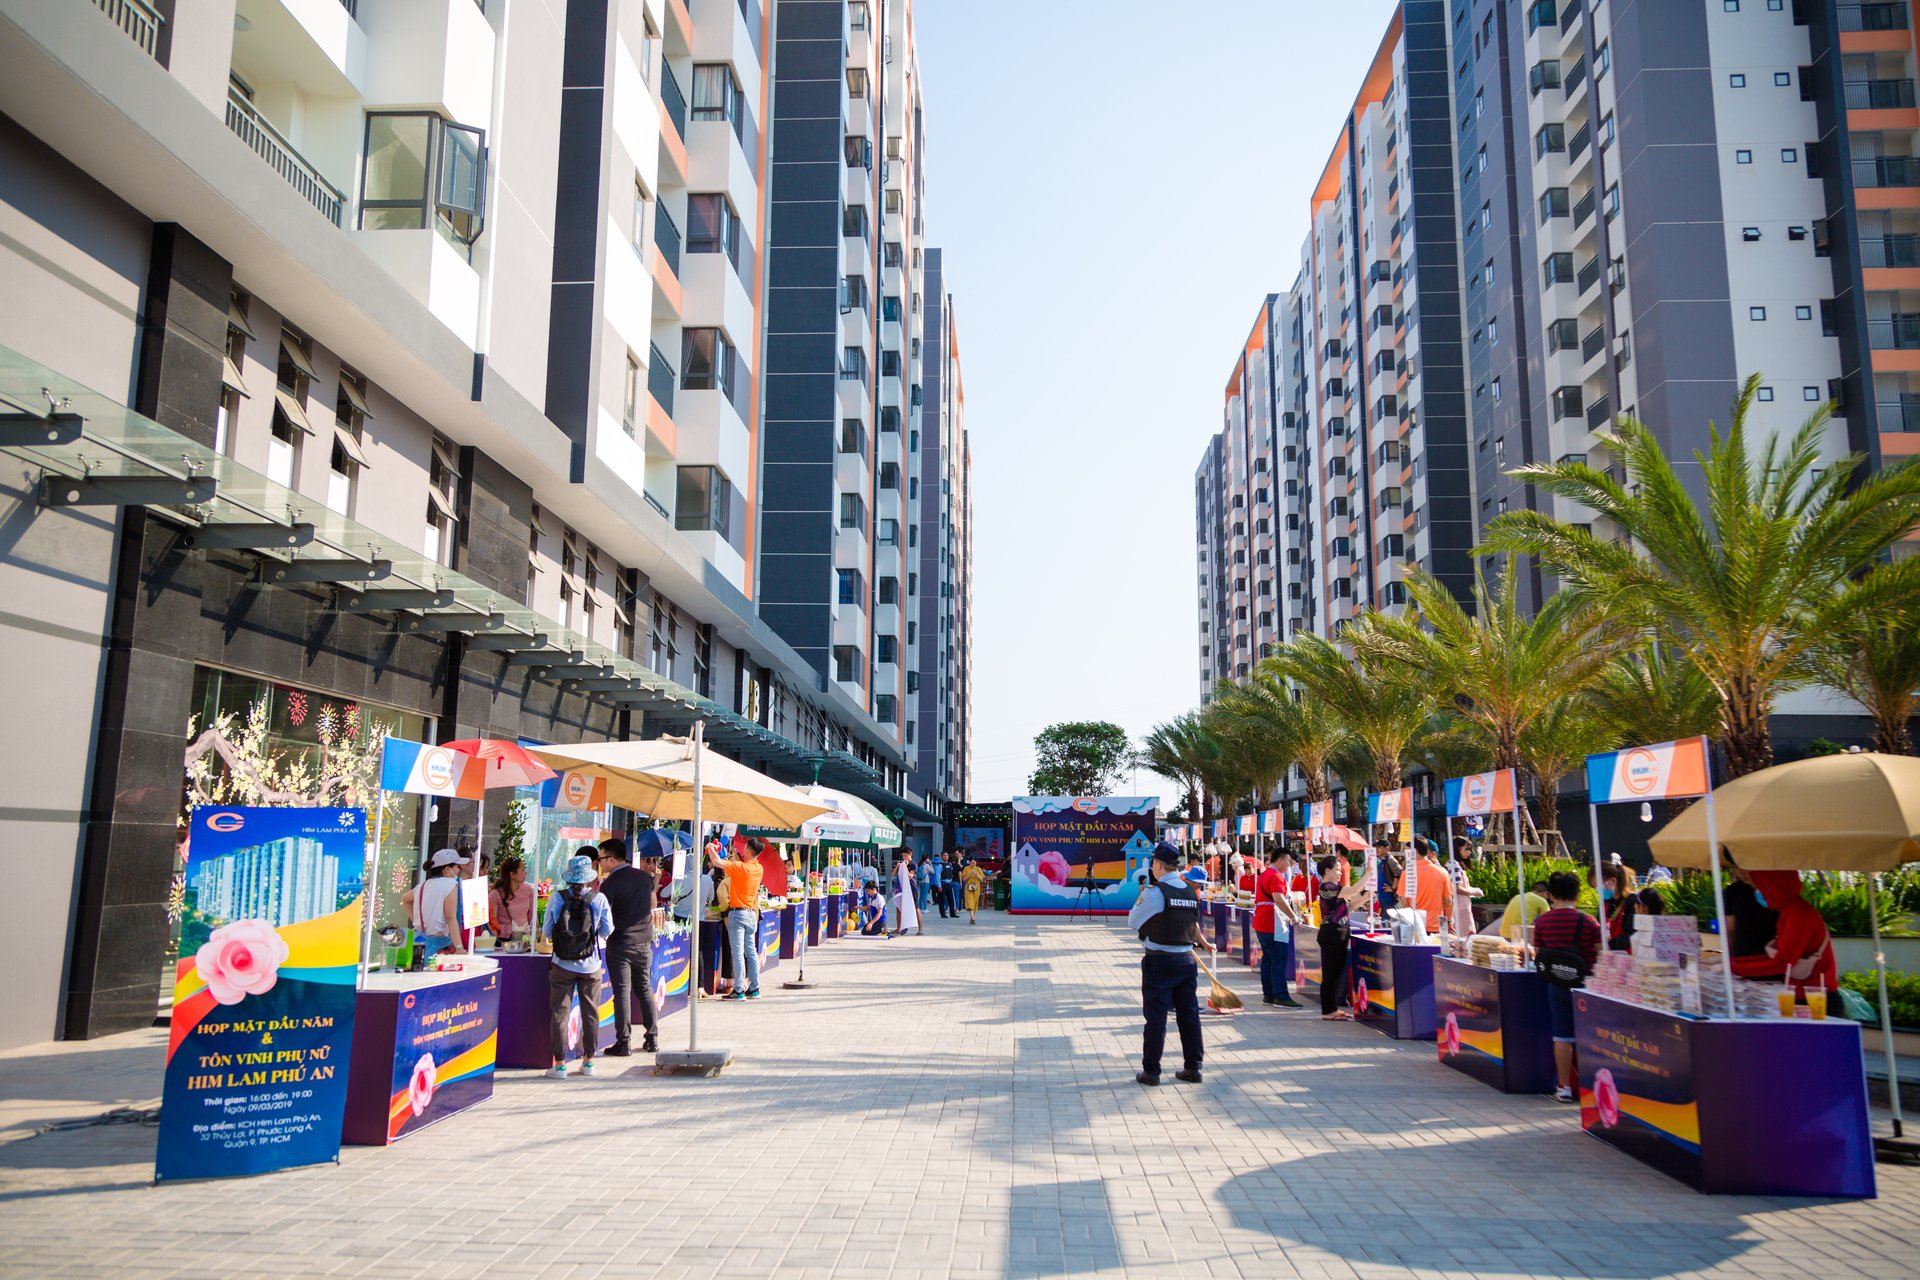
[[156, 805, 365, 1182], [1010, 796, 1158, 914]]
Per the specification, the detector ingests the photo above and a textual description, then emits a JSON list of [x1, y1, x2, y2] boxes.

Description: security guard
[[1127, 842, 1213, 1085]]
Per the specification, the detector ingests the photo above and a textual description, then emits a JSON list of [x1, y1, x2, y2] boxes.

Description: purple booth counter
[[1431, 957, 1555, 1094], [806, 896, 825, 946], [778, 903, 804, 959], [492, 932, 694, 1068], [1348, 935, 1438, 1040], [1289, 922, 1322, 997], [1204, 900, 1231, 956], [1572, 990, 1875, 1197], [826, 892, 847, 939], [344, 964, 499, 1146], [1226, 905, 1255, 966]]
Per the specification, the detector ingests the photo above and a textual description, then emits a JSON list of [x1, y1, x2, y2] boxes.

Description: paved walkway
[[1, 913, 1916, 1279]]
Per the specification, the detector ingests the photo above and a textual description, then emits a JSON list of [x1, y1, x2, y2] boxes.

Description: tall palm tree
[[1483, 375, 1920, 777], [1211, 663, 1351, 807], [1413, 712, 1497, 782], [1274, 629, 1435, 793], [1139, 714, 1214, 822], [1585, 643, 1722, 750], [1329, 739, 1375, 829], [1358, 565, 1624, 770], [1808, 615, 1920, 755], [1518, 698, 1615, 841]]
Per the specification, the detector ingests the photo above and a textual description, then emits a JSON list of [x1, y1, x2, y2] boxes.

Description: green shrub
[[1839, 970, 1920, 1030], [1881, 866, 1920, 916], [1803, 877, 1913, 938], [1468, 856, 1597, 912]]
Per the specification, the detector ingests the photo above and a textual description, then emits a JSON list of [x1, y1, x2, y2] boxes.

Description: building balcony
[[1841, 3, 1910, 32], [1862, 233, 1920, 267], [1877, 395, 1920, 430], [1854, 156, 1920, 189], [225, 89, 344, 225], [1869, 313, 1920, 348], [91, 0, 163, 59], [1845, 78, 1918, 111]]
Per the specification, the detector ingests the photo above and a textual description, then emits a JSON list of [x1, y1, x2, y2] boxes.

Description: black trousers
[[606, 937, 658, 1045], [548, 966, 599, 1062], [1320, 937, 1350, 1016], [1140, 951, 1202, 1076]]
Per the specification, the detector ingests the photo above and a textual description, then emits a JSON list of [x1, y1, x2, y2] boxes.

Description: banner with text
[[156, 805, 365, 1182], [1366, 787, 1413, 826], [1443, 769, 1517, 818], [1010, 796, 1158, 914], [1586, 737, 1711, 803]]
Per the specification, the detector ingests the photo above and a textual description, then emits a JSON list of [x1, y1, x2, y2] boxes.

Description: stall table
[[778, 902, 804, 960], [1572, 990, 1875, 1197], [1432, 957, 1555, 1094], [344, 964, 499, 1146], [1205, 900, 1231, 956], [1289, 922, 1322, 997], [758, 909, 782, 974], [1348, 935, 1438, 1040], [1227, 905, 1254, 966], [806, 896, 825, 947], [826, 892, 847, 939], [491, 931, 693, 1068]]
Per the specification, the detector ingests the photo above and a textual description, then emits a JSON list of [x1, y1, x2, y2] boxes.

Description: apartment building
[[1195, 0, 1908, 802], [910, 248, 971, 835], [0, 0, 965, 1048]]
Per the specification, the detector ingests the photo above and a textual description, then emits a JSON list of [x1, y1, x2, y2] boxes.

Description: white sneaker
[[1553, 1085, 1575, 1103], [545, 1066, 568, 1079], [580, 1060, 597, 1077]]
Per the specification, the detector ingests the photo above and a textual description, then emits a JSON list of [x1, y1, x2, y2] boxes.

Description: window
[[875, 635, 897, 664], [1595, 41, 1610, 78], [839, 492, 866, 530], [1736, 149, 1753, 164], [840, 346, 866, 381], [833, 646, 859, 684], [840, 274, 868, 313], [1781, 148, 1798, 164], [685, 193, 742, 273], [693, 624, 711, 696], [1804, 386, 1820, 401], [1757, 386, 1774, 402], [360, 112, 486, 250], [426, 436, 459, 566], [878, 461, 899, 489], [328, 370, 368, 517], [877, 518, 899, 546], [1599, 113, 1615, 150], [1730, 73, 1746, 88], [839, 417, 869, 459], [675, 465, 735, 541], [874, 694, 896, 723], [1723, 0, 1738, 10], [1606, 184, 1621, 218], [623, 352, 641, 434], [1796, 305, 1812, 320], [1775, 72, 1791, 87], [1750, 306, 1767, 320], [1492, 377, 1502, 402], [632, 181, 648, 251], [692, 63, 744, 125], [837, 569, 865, 607], [877, 576, 898, 605], [847, 67, 869, 97], [1789, 225, 1808, 242], [681, 327, 736, 397], [1742, 226, 1762, 241]]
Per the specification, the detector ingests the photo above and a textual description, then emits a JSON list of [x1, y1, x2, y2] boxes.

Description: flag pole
[[360, 795, 387, 981], [687, 720, 704, 1053]]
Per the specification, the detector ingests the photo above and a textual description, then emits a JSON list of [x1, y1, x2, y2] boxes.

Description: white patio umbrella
[[529, 728, 831, 1061]]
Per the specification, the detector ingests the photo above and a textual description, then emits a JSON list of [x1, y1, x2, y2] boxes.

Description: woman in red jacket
[[1728, 870, 1837, 998]]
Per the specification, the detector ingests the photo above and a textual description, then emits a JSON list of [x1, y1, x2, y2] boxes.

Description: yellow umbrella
[[527, 736, 831, 830], [1648, 752, 1920, 872]]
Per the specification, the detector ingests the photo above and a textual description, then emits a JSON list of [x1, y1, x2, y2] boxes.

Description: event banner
[[1366, 787, 1413, 825], [1010, 796, 1158, 914], [539, 768, 608, 811], [1443, 769, 1517, 818], [1305, 800, 1335, 830], [387, 969, 500, 1141], [1585, 736, 1711, 804], [1433, 958, 1505, 1088], [156, 806, 365, 1182], [954, 826, 1005, 861], [379, 738, 483, 799], [1348, 935, 1396, 1028], [1574, 991, 1702, 1187], [1236, 813, 1257, 837], [1258, 810, 1284, 836], [652, 931, 692, 1018]]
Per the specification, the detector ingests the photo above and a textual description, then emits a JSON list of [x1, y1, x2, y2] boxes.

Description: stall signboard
[[156, 806, 365, 1182], [1585, 736, 1711, 803], [1443, 769, 1517, 817], [379, 738, 483, 798], [1573, 991, 1700, 1184], [1009, 796, 1158, 914], [1349, 937, 1398, 1028], [1305, 800, 1335, 831], [1433, 959, 1505, 1087], [1257, 810, 1284, 836], [1366, 788, 1412, 825], [758, 911, 782, 971], [540, 769, 608, 812], [652, 931, 692, 1018], [1236, 813, 1257, 837], [388, 968, 501, 1141], [1289, 923, 1322, 993]]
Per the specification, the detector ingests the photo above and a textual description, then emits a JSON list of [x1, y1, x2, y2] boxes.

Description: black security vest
[[1139, 879, 1201, 947]]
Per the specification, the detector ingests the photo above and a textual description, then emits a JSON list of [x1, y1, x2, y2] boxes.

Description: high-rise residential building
[[1195, 0, 1914, 788], [0, 0, 967, 1047], [194, 837, 338, 927], [911, 248, 971, 828]]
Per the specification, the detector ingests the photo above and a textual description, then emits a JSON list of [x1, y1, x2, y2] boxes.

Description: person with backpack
[[1531, 870, 1604, 1103], [542, 853, 613, 1079]]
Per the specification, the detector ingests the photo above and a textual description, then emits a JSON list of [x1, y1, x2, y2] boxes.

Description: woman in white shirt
[[413, 848, 468, 957]]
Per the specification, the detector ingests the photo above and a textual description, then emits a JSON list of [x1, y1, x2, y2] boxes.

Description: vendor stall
[[1348, 933, 1438, 1040], [343, 962, 500, 1146], [1432, 954, 1554, 1094], [1289, 921, 1321, 997], [1228, 903, 1254, 967]]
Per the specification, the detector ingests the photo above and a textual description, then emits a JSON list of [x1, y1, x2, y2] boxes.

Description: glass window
[[681, 328, 734, 395], [685, 193, 739, 263], [692, 64, 740, 121], [674, 465, 733, 540], [362, 113, 431, 228]]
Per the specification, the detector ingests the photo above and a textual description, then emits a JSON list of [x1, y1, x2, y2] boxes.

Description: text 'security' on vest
[[1139, 879, 1201, 948]]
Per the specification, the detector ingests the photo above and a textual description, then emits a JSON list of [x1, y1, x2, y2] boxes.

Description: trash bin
[[993, 879, 1010, 912]]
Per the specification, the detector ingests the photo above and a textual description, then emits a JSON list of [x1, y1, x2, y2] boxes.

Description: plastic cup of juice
[[1806, 988, 1828, 1020], [1776, 987, 1798, 1018]]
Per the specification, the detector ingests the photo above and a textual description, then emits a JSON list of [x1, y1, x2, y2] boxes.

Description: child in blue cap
[[544, 853, 613, 1078]]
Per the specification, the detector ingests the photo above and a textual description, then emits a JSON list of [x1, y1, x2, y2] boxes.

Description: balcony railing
[[1576, 254, 1601, 295], [661, 65, 688, 139], [647, 343, 675, 415], [1587, 394, 1612, 431], [1573, 187, 1595, 227], [1876, 396, 1920, 430], [1564, 56, 1587, 97], [654, 205, 681, 275], [1569, 121, 1592, 163], [1560, 0, 1583, 31], [225, 92, 343, 225], [1853, 156, 1920, 188], [1581, 326, 1606, 362], [1845, 78, 1918, 110], [1868, 313, 1920, 349], [94, 0, 164, 57], [1839, 3, 1909, 31], [1862, 233, 1920, 268]]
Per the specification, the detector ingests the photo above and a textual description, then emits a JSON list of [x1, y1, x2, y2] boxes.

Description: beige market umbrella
[[1648, 752, 1920, 872], [528, 736, 831, 830], [1648, 751, 1920, 1144]]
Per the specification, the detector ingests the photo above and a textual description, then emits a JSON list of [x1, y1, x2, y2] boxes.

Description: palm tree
[[1139, 714, 1214, 822], [1808, 615, 1920, 755], [1358, 565, 1623, 770], [1210, 663, 1351, 807], [1585, 643, 1721, 750], [1413, 712, 1497, 782], [1274, 629, 1435, 793], [1329, 739, 1375, 829], [1518, 698, 1615, 841], [1483, 376, 1920, 777]]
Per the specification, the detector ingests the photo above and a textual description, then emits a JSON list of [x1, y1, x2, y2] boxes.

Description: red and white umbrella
[[441, 738, 558, 790]]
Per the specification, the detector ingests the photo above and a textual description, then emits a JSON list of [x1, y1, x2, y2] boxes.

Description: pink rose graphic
[[1593, 1069, 1622, 1129], [193, 918, 290, 1006], [1442, 1012, 1461, 1058], [566, 1004, 583, 1050], [408, 1054, 437, 1116], [1354, 980, 1370, 1016], [1035, 851, 1071, 886]]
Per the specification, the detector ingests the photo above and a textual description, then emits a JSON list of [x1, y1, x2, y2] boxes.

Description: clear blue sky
[[914, 0, 1400, 801]]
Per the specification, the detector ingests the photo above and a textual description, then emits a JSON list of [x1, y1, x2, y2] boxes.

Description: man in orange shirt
[[1393, 836, 1454, 934], [713, 839, 765, 1000]]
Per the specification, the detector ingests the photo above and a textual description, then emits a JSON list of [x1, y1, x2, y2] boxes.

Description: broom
[[1196, 950, 1243, 1013]]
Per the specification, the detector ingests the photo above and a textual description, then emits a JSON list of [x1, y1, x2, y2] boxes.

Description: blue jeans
[[726, 908, 761, 994], [1140, 951, 1203, 1077], [1256, 930, 1291, 1002]]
